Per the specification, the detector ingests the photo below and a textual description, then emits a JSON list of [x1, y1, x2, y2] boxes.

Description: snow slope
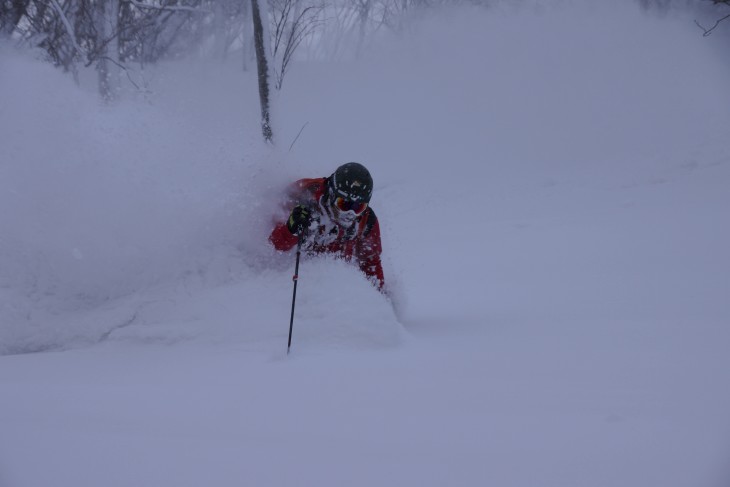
[[2, 3, 730, 486]]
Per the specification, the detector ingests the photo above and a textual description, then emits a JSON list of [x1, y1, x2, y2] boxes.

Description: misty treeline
[[1, 0, 252, 100], [0, 0, 481, 101], [1, 0, 727, 101]]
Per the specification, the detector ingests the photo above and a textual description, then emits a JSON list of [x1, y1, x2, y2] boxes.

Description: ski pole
[[287, 234, 304, 354]]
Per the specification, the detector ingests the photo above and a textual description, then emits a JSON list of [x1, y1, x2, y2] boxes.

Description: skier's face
[[334, 208, 358, 226], [330, 195, 367, 226], [333, 196, 367, 215]]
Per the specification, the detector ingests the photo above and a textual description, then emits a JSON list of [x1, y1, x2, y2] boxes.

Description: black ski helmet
[[329, 162, 373, 203]]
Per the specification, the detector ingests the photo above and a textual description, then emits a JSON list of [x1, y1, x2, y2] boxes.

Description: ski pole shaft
[[287, 235, 303, 354]]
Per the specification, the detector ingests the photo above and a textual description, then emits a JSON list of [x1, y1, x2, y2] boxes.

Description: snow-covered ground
[[2, 3, 730, 486]]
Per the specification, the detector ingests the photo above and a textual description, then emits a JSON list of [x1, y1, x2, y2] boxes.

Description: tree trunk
[[96, 0, 120, 101], [213, 1, 226, 59], [356, 0, 371, 59], [251, 0, 273, 144]]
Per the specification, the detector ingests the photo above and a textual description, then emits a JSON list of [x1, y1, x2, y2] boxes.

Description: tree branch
[[48, 0, 84, 57], [696, 0, 730, 36], [125, 0, 212, 15], [97, 55, 152, 94], [288, 121, 308, 152], [695, 13, 730, 36]]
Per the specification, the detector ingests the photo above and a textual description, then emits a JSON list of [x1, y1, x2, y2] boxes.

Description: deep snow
[[2, 2, 730, 486]]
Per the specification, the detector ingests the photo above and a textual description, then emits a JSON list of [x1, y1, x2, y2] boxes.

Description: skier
[[269, 162, 385, 292]]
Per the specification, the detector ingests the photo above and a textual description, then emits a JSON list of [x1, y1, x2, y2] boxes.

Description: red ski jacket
[[269, 177, 385, 290]]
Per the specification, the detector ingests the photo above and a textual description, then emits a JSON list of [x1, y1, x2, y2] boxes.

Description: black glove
[[286, 205, 311, 235]]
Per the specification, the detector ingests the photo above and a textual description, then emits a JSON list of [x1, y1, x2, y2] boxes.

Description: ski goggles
[[333, 196, 368, 215]]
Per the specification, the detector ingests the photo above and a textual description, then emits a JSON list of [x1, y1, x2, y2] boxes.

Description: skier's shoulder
[[288, 177, 327, 202], [291, 177, 327, 196]]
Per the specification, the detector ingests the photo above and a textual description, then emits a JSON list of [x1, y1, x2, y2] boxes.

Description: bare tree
[[252, 0, 274, 143], [9, 0, 219, 98], [94, 0, 120, 101], [269, 0, 323, 89]]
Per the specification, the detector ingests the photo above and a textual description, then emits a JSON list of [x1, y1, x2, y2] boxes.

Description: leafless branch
[[125, 0, 213, 15], [695, 12, 730, 36], [270, 0, 324, 89], [95, 55, 152, 94], [695, 0, 730, 36], [288, 122, 308, 152], [49, 0, 84, 56]]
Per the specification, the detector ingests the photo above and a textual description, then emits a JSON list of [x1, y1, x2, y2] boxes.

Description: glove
[[286, 205, 311, 235]]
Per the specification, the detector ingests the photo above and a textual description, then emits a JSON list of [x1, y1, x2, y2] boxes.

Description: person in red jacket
[[269, 162, 385, 291]]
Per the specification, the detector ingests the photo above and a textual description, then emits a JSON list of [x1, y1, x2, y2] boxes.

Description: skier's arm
[[357, 213, 385, 291], [268, 180, 317, 251], [269, 221, 299, 251]]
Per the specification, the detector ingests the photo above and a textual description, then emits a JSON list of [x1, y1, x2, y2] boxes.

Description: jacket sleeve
[[356, 212, 385, 291], [268, 179, 317, 252], [269, 221, 299, 251]]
